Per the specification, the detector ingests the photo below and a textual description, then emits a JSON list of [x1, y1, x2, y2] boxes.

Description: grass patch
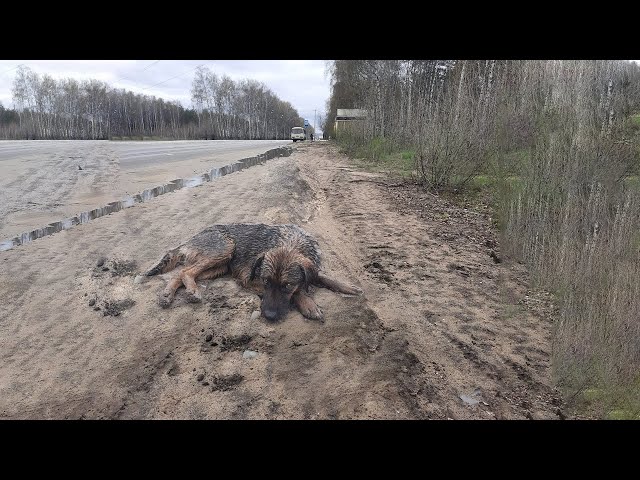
[[572, 379, 640, 419], [470, 175, 493, 189], [484, 148, 531, 177], [624, 175, 640, 191], [351, 154, 415, 178], [342, 137, 417, 178], [341, 139, 531, 187]]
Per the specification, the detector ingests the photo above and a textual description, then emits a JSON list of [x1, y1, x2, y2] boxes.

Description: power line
[[112, 75, 136, 85], [112, 60, 162, 85], [0, 64, 23, 77], [141, 63, 207, 91], [141, 60, 161, 71]]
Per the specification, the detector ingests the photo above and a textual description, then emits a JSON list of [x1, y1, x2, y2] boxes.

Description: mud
[[210, 374, 245, 392], [102, 299, 136, 317]]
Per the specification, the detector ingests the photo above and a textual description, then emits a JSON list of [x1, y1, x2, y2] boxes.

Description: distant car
[[291, 127, 306, 142]]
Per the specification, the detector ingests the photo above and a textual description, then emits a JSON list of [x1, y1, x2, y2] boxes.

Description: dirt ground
[[0, 142, 565, 419]]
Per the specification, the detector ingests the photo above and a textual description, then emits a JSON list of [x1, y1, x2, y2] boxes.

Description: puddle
[[0, 146, 292, 252], [459, 394, 480, 406], [459, 388, 488, 407]]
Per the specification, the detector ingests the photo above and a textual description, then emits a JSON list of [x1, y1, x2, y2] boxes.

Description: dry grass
[[330, 60, 640, 417], [500, 114, 640, 416]]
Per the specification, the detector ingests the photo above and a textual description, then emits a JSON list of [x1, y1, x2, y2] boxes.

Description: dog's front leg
[[314, 272, 363, 296], [293, 291, 324, 322]]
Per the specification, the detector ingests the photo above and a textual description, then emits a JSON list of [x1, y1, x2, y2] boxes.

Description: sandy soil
[[0, 140, 290, 240], [0, 142, 564, 419]]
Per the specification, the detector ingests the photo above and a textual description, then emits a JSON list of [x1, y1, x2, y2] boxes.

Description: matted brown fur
[[142, 223, 362, 321]]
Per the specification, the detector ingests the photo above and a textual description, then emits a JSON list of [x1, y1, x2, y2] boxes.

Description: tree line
[[190, 66, 305, 141], [325, 59, 640, 411], [0, 65, 304, 140]]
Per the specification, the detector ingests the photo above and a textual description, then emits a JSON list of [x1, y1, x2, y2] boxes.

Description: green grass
[[470, 175, 493, 188], [401, 150, 414, 161], [341, 138, 533, 187], [494, 148, 530, 175], [343, 137, 417, 178], [624, 175, 640, 191], [575, 380, 640, 419], [351, 155, 415, 178], [375, 149, 416, 176]]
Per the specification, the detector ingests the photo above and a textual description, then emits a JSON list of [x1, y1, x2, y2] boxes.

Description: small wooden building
[[335, 108, 367, 137]]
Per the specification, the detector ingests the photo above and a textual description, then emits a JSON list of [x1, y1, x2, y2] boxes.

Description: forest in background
[[0, 65, 303, 140], [324, 60, 640, 418]]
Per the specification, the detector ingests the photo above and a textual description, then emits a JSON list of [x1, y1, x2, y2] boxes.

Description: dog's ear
[[299, 264, 316, 293], [250, 254, 265, 281]]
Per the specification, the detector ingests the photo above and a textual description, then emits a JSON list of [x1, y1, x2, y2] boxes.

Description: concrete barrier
[[0, 146, 293, 252]]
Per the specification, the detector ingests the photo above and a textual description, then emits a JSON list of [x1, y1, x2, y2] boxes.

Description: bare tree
[[1, 65, 305, 141]]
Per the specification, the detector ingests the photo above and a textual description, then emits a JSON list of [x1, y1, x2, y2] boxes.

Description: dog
[[141, 223, 362, 321]]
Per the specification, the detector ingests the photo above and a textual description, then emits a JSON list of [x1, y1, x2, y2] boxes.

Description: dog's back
[[146, 224, 321, 276], [219, 224, 321, 272]]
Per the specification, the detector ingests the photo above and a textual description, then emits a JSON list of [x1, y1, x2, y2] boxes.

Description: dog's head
[[250, 246, 315, 321]]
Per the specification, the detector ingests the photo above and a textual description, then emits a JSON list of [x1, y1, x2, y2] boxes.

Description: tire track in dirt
[[295, 143, 563, 419]]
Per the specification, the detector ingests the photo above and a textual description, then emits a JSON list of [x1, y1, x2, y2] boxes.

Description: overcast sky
[[0, 60, 332, 132], [2, 60, 638, 135]]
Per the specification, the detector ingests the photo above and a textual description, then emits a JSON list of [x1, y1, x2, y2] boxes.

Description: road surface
[[0, 140, 291, 240]]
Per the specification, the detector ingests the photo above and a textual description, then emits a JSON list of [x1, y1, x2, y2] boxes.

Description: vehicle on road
[[291, 127, 306, 142]]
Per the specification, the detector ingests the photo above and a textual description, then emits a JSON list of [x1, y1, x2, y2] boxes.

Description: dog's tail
[[144, 250, 181, 277]]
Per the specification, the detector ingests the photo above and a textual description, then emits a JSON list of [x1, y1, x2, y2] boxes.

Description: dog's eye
[[263, 278, 269, 285], [285, 283, 293, 290]]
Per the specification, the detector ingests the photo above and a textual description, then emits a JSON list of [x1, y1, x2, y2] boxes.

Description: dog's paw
[[302, 304, 324, 322], [185, 290, 203, 304], [345, 285, 363, 296], [159, 294, 174, 309]]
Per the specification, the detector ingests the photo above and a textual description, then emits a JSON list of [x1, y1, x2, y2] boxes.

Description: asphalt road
[[0, 140, 292, 240], [0, 139, 292, 169]]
